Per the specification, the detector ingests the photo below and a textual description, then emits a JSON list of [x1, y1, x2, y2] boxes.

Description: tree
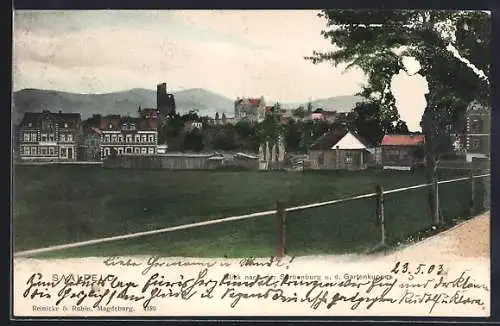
[[284, 120, 302, 152], [158, 113, 183, 145], [293, 106, 306, 119], [349, 101, 386, 146], [183, 130, 204, 152], [307, 10, 491, 224]]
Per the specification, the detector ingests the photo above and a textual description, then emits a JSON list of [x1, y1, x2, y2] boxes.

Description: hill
[[12, 88, 235, 122], [282, 95, 364, 113], [12, 88, 364, 122]]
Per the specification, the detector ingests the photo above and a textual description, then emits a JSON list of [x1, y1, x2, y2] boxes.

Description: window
[[23, 147, 30, 155], [111, 135, 117, 143], [126, 147, 132, 154], [60, 148, 67, 157], [31, 133, 37, 141], [134, 147, 140, 154], [60, 134, 66, 142], [345, 154, 353, 164], [67, 134, 73, 142], [41, 147, 47, 155], [148, 135, 154, 142], [472, 139, 480, 150], [48, 134, 55, 141], [141, 147, 147, 154], [141, 135, 146, 142], [31, 147, 37, 155], [118, 135, 123, 142], [49, 147, 55, 155], [104, 135, 110, 143], [118, 148, 123, 154], [470, 119, 480, 132], [41, 134, 47, 141], [126, 135, 132, 143], [23, 133, 30, 142], [135, 135, 140, 143], [148, 147, 154, 154]]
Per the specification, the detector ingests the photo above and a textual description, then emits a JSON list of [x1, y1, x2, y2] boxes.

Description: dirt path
[[379, 211, 490, 262], [300, 211, 490, 264]]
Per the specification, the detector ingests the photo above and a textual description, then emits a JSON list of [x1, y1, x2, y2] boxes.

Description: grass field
[[13, 165, 479, 258]]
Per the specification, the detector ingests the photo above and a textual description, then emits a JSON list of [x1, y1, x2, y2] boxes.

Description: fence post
[[469, 169, 475, 216], [433, 178, 440, 224], [375, 185, 385, 246], [483, 174, 490, 211], [276, 201, 287, 258]]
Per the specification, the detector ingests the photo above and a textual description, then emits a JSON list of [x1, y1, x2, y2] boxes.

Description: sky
[[12, 10, 368, 103]]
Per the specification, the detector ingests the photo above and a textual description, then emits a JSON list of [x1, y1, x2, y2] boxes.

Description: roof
[[381, 134, 425, 146], [234, 152, 258, 160], [333, 131, 369, 150], [310, 129, 348, 150], [236, 97, 262, 106], [466, 101, 490, 113], [20, 111, 81, 127], [159, 153, 217, 158], [100, 116, 157, 131], [310, 129, 370, 150], [248, 98, 261, 106]]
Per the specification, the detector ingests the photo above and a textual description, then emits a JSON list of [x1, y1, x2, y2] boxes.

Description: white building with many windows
[[16, 110, 82, 161], [99, 115, 158, 160]]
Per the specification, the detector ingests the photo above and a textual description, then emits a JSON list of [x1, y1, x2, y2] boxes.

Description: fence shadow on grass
[[285, 198, 379, 256]]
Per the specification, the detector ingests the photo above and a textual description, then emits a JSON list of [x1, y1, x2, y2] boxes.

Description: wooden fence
[[14, 173, 490, 258]]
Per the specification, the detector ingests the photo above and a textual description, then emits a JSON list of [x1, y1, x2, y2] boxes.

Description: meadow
[[13, 165, 478, 258]]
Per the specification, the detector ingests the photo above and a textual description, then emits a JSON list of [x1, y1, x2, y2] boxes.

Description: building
[[80, 127, 102, 162], [184, 120, 203, 132], [138, 106, 158, 120], [303, 109, 339, 123], [156, 82, 176, 122], [308, 129, 369, 171], [100, 115, 158, 160], [17, 110, 82, 161], [234, 97, 266, 122], [380, 134, 425, 170], [464, 101, 490, 162]]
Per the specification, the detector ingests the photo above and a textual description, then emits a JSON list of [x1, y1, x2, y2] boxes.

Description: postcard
[[11, 9, 491, 318]]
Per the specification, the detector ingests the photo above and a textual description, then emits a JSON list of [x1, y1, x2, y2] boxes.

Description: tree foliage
[[307, 10, 490, 127], [306, 9, 491, 223]]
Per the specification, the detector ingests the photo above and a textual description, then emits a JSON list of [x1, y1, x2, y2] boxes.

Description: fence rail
[[13, 173, 490, 258]]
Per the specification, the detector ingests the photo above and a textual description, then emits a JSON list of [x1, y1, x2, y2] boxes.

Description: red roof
[[381, 135, 425, 146], [248, 98, 261, 106]]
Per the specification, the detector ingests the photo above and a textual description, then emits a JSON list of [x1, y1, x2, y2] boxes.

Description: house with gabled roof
[[17, 110, 82, 161], [308, 129, 370, 171], [380, 134, 425, 170]]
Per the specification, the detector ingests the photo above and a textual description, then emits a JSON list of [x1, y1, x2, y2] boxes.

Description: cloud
[[12, 10, 367, 102]]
